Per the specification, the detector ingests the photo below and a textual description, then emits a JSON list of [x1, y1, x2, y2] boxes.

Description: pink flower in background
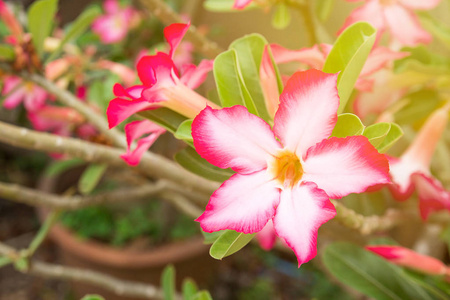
[[193, 69, 390, 266], [0, 0, 23, 44], [367, 245, 450, 276], [92, 0, 136, 44], [120, 120, 166, 166], [233, 0, 253, 9], [2, 76, 48, 111], [28, 105, 85, 137], [339, 0, 441, 47], [107, 22, 218, 129], [388, 105, 450, 220]]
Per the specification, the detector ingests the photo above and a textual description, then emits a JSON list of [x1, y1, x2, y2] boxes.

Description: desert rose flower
[[192, 69, 390, 266], [92, 0, 136, 44], [2, 76, 47, 111], [339, 0, 441, 47], [107, 22, 218, 129], [388, 104, 450, 219], [367, 245, 450, 276]]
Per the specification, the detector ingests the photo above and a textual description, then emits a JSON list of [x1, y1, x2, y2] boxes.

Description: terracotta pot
[[48, 224, 215, 300], [38, 168, 218, 300]]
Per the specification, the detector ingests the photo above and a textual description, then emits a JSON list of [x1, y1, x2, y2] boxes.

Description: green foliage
[[61, 200, 199, 247], [394, 90, 443, 125], [80, 295, 105, 300], [315, 0, 335, 22], [44, 158, 85, 177], [0, 44, 15, 60], [162, 265, 176, 300], [209, 230, 255, 260], [323, 242, 434, 300], [27, 0, 58, 56], [182, 278, 199, 300], [323, 22, 376, 113], [139, 108, 187, 134], [46, 5, 101, 62], [363, 122, 403, 153], [78, 164, 107, 195], [174, 147, 234, 182], [331, 113, 365, 138], [203, 0, 256, 11], [174, 119, 193, 144], [272, 4, 291, 30]]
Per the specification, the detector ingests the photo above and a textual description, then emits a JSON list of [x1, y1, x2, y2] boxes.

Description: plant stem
[[0, 120, 220, 195], [28, 210, 60, 255], [286, 0, 318, 46], [138, 0, 224, 59]]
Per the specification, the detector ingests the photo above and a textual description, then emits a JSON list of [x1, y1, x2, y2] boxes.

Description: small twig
[[286, 0, 318, 46], [332, 200, 410, 235], [138, 0, 223, 59], [0, 121, 220, 195], [0, 180, 166, 210], [160, 191, 203, 218]]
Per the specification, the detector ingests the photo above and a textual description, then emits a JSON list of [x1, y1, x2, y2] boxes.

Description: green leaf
[[418, 11, 450, 49], [0, 256, 12, 268], [0, 44, 15, 60], [209, 230, 255, 260], [323, 242, 434, 300], [44, 158, 85, 177], [78, 164, 107, 195], [46, 5, 101, 62], [80, 295, 105, 300], [272, 4, 291, 30], [331, 113, 365, 138], [323, 22, 376, 113], [192, 291, 213, 300], [182, 278, 199, 300], [230, 34, 271, 120], [174, 147, 233, 182], [213, 49, 257, 115], [138, 108, 187, 134], [315, 0, 335, 22], [27, 0, 58, 56], [203, 0, 256, 11], [394, 90, 442, 125], [14, 256, 29, 272], [174, 119, 193, 144], [201, 229, 225, 244], [377, 123, 403, 153], [403, 271, 450, 300], [161, 264, 176, 300], [363, 123, 403, 153]]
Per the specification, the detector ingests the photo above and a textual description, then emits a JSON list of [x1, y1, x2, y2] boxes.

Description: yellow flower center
[[268, 149, 304, 189]]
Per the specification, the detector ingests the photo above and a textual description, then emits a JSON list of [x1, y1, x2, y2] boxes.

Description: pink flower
[[367, 245, 449, 276], [388, 105, 450, 219], [192, 69, 390, 266], [2, 76, 48, 111], [107, 22, 218, 129], [28, 105, 85, 137], [92, 0, 136, 44], [120, 120, 166, 166], [233, 0, 253, 9], [0, 0, 23, 43], [339, 0, 441, 47]]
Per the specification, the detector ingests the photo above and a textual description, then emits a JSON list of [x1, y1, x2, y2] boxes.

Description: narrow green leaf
[[44, 158, 85, 177], [403, 271, 450, 300], [213, 49, 258, 115], [210, 230, 255, 260], [203, 0, 256, 11], [14, 256, 29, 272], [174, 119, 193, 144], [323, 242, 433, 300], [0, 44, 15, 60], [161, 264, 176, 300], [323, 22, 376, 113], [46, 5, 101, 62], [192, 291, 213, 300], [0, 256, 12, 268], [174, 147, 233, 182], [182, 278, 199, 300], [230, 34, 271, 120], [78, 164, 107, 195], [272, 4, 291, 29], [377, 123, 403, 153], [315, 0, 335, 22], [27, 0, 58, 56], [201, 229, 225, 244], [138, 108, 187, 134], [80, 295, 105, 300], [363, 123, 391, 148], [331, 113, 365, 138]]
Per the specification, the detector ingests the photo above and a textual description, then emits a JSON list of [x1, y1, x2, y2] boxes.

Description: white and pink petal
[[192, 105, 281, 174], [273, 69, 339, 158], [197, 171, 281, 234], [273, 182, 336, 267], [412, 173, 450, 220], [302, 136, 390, 199]]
